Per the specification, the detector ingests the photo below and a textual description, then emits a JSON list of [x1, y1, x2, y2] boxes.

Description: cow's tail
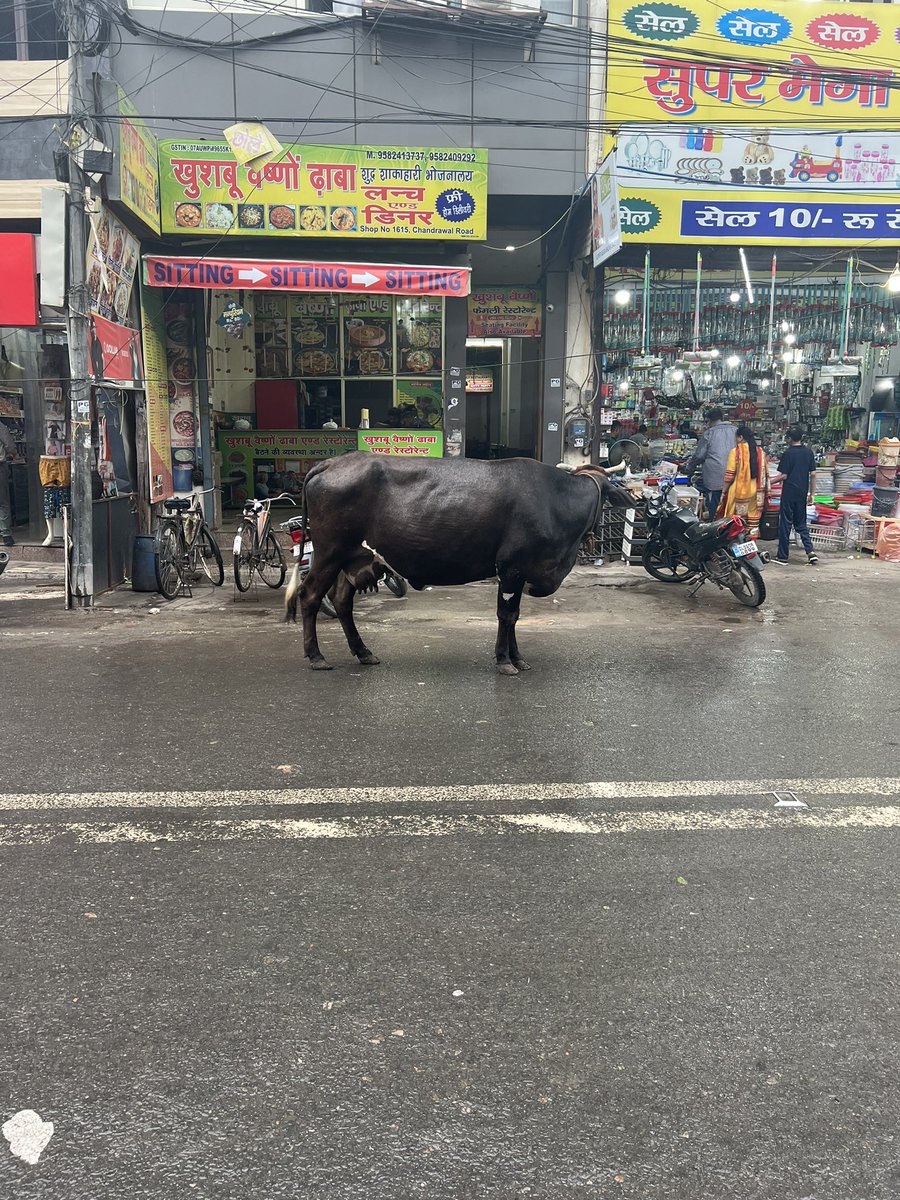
[[285, 460, 331, 624]]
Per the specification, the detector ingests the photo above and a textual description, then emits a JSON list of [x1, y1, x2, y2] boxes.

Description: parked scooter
[[641, 477, 767, 608], [281, 517, 407, 619]]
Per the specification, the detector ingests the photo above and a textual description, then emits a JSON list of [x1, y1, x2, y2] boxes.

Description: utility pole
[[64, 0, 94, 606]]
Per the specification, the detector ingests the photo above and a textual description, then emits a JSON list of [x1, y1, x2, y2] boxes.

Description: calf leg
[[332, 573, 380, 666], [495, 577, 527, 676]]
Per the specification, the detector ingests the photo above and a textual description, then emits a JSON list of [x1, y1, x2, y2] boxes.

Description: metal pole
[[692, 250, 702, 352], [641, 249, 651, 356], [64, 0, 94, 606], [839, 256, 853, 360], [766, 252, 777, 360]]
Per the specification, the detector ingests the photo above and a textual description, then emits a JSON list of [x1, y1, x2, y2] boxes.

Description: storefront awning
[[143, 256, 471, 297]]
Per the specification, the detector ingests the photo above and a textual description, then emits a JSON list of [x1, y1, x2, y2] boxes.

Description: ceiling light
[[505, 244, 516, 252], [781, 320, 791, 332], [784, 332, 797, 345], [709, 348, 720, 358], [887, 263, 900, 293], [729, 291, 741, 304], [671, 369, 684, 381], [782, 351, 793, 363], [614, 288, 632, 305], [726, 354, 741, 368], [760, 378, 771, 390]]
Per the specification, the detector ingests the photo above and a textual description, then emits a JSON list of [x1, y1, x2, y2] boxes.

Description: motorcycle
[[281, 517, 407, 620], [641, 477, 767, 608]]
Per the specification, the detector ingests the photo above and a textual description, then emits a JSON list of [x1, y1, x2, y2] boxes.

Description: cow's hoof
[[513, 659, 532, 672], [496, 661, 519, 676], [309, 658, 333, 671], [357, 652, 381, 666]]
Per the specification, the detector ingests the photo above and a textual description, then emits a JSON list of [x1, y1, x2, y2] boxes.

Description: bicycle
[[232, 493, 292, 592], [154, 487, 224, 600]]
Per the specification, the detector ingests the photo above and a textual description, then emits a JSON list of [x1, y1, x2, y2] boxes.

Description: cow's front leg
[[300, 564, 342, 670], [332, 573, 380, 666], [495, 578, 526, 675]]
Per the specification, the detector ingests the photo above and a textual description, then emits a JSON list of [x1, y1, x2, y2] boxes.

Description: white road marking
[[0, 805, 898, 847], [2, 1110, 54, 1165], [0, 777, 898, 813]]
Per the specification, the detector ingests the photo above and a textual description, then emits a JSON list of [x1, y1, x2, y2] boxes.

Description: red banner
[[0, 234, 38, 326], [89, 314, 143, 386], [143, 256, 471, 297]]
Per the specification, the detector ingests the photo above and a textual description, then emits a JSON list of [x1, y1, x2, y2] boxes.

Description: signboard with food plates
[[157, 141, 487, 240]]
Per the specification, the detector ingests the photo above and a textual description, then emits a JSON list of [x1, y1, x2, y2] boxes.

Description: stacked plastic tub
[[873, 438, 900, 517]]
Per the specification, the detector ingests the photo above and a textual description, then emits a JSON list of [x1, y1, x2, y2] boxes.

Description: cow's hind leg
[[495, 576, 528, 676], [332, 573, 380, 666], [300, 561, 343, 670]]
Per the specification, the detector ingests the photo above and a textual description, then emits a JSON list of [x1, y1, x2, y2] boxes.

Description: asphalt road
[[1, 559, 898, 1198]]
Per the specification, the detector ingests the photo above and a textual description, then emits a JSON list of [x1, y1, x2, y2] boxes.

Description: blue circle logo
[[436, 189, 476, 223], [716, 9, 791, 46]]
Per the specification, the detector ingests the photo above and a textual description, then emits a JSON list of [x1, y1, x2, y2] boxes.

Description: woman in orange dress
[[718, 424, 768, 535]]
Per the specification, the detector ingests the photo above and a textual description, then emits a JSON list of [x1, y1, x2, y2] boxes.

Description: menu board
[[254, 294, 290, 378], [396, 378, 443, 426], [87, 203, 140, 323], [342, 296, 393, 377], [138, 281, 174, 502], [290, 294, 339, 377], [395, 296, 442, 376]]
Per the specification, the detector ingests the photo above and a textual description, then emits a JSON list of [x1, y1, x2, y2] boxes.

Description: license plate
[[731, 540, 758, 558]]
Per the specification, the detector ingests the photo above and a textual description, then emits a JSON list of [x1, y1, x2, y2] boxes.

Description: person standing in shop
[[684, 407, 737, 518], [0, 419, 17, 546], [772, 425, 818, 566]]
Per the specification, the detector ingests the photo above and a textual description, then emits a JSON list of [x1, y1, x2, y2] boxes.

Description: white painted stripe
[[1, 805, 899, 847], [0, 777, 898, 813]]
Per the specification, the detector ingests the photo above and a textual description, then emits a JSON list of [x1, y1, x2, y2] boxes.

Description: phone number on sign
[[680, 201, 900, 239]]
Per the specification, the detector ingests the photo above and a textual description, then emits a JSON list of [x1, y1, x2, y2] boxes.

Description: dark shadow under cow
[[285, 453, 634, 674]]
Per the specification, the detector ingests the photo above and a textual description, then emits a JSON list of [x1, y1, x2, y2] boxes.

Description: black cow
[[285, 452, 633, 674]]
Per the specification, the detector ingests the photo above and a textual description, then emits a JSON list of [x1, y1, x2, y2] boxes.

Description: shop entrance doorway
[[464, 338, 539, 459]]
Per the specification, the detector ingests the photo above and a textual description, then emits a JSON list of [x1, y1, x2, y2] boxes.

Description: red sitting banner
[[143, 256, 471, 297]]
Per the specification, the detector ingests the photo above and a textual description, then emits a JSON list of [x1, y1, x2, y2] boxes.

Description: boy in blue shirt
[[773, 426, 818, 565]]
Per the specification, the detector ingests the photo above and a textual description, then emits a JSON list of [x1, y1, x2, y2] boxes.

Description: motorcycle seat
[[685, 517, 732, 541]]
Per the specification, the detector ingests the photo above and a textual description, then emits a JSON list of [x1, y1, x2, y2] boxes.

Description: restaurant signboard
[[158, 141, 487, 240]]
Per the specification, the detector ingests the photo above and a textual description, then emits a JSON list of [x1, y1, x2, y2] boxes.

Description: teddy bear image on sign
[[743, 132, 774, 166]]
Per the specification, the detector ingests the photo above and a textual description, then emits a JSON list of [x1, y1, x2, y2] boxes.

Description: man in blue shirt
[[772, 425, 818, 565], [684, 407, 737, 517]]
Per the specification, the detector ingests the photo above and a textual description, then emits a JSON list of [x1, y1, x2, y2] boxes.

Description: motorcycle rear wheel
[[642, 539, 697, 583], [383, 571, 408, 598], [728, 561, 766, 608]]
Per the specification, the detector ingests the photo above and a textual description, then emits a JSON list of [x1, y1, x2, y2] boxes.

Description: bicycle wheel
[[233, 523, 255, 592], [154, 520, 183, 600], [194, 526, 224, 586], [259, 531, 286, 589]]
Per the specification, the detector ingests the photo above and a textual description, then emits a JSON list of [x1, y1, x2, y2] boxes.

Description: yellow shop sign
[[607, 0, 900, 126], [158, 141, 487, 240]]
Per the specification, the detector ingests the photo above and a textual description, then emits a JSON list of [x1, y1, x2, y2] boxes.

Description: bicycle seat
[[163, 498, 192, 512]]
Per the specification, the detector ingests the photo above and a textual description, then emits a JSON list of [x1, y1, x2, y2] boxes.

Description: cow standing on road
[[285, 453, 634, 674]]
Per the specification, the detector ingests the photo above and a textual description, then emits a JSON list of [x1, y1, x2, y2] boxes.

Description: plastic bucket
[[871, 486, 900, 517], [132, 534, 158, 592], [172, 463, 193, 492]]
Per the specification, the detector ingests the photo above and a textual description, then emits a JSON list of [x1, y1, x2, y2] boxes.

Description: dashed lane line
[[0, 777, 898, 813], [0, 805, 899, 847]]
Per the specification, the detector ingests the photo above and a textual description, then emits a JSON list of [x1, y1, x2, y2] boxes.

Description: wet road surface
[[1, 560, 898, 1197]]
